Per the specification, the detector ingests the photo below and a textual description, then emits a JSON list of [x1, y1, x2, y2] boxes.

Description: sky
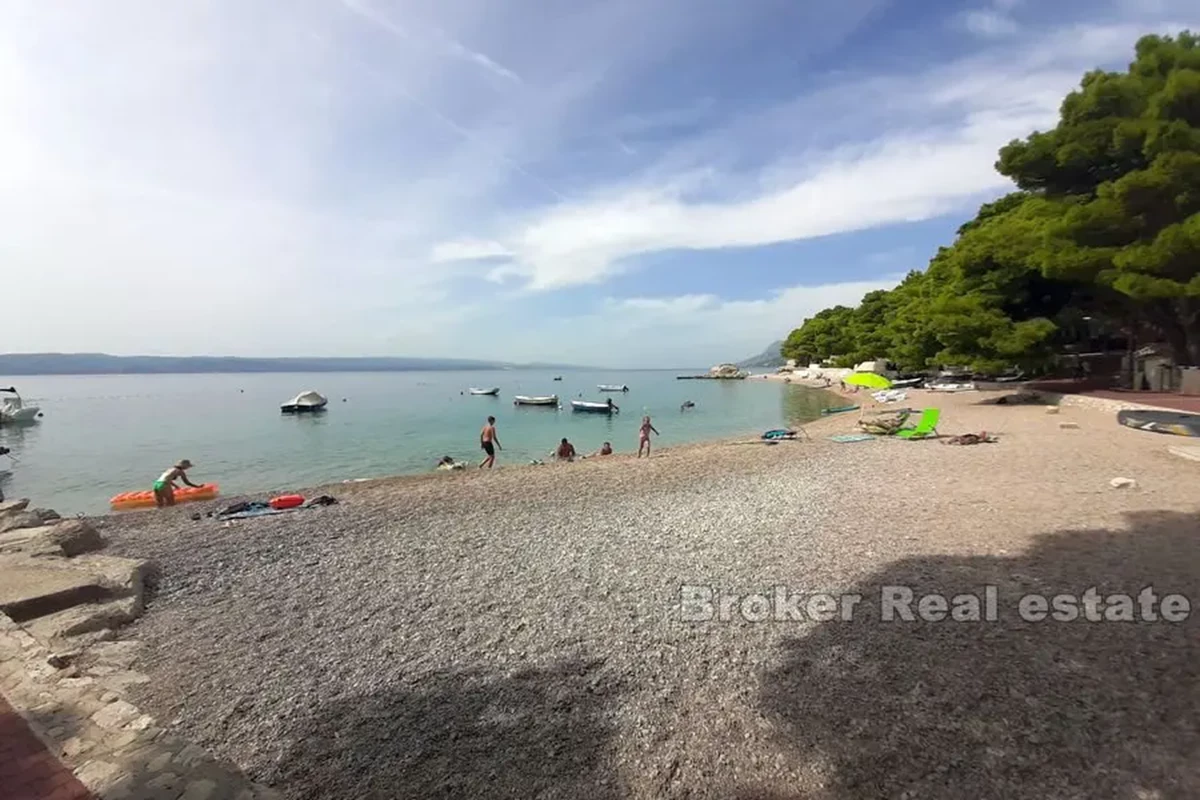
[[1, 0, 1196, 368]]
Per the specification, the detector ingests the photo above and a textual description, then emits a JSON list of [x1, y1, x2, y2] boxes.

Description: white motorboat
[[0, 387, 41, 424], [571, 399, 619, 414], [928, 381, 977, 393], [514, 395, 559, 407], [597, 384, 629, 392], [281, 390, 329, 413], [468, 387, 500, 396]]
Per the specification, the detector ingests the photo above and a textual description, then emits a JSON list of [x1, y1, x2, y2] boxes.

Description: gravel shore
[[100, 391, 1200, 799]]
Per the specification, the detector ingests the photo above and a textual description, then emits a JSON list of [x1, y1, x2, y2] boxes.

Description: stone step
[[0, 519, 105, 557], [0, 564, 108, 622], [24, 596, 142, 642]]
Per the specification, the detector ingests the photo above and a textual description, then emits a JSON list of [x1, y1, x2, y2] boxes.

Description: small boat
[[598, 384, 629, 392], [1117, 409, 1200, 437], [890, 378, 925, 388], [571, 400, 618, 414], [0, 387, 42, 425], [553, 376, 563, 381], [514, 395, 559, 407], [821, 405, 860, 415], [281, 390, 329, 413], [928, 381, 976, 392], [110, 483, 219, 511], [468, 387, 500, 396]]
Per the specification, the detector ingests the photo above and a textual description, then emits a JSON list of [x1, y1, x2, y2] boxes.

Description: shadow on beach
[[272, 657, 625, 800], [758, 509, 1200, 799]]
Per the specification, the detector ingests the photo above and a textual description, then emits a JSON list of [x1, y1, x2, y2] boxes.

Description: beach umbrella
[[844, 372, 893, 390]]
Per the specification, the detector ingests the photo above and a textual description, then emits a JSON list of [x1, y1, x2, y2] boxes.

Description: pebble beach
[[98, 389, 1200, 799]]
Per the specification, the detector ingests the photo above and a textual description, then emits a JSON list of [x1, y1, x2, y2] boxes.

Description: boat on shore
[[1117, 409, 1200, 437], [281, 390, 328, 413], [571, 400, 619, 414], [468, 387, 500, 396], [821, 405, 860, 415], [598, 384, 629, 392], [0, 387, 41, 425], [514, 395, 559, 407]]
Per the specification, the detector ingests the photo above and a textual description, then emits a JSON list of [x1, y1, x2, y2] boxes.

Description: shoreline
[[94, 388, 1200, 798]]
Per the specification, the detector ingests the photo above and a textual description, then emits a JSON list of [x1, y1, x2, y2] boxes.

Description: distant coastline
[[0, 353, 590, 376]]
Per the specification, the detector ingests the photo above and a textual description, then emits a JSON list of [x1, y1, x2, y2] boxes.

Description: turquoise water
[[0, 371, 836, 515]]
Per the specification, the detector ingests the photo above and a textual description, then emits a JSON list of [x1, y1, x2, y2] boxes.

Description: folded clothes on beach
[[829, 433, 875, 443]]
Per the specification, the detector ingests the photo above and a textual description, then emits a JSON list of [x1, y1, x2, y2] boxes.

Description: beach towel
[[829, 433, 875, 443]]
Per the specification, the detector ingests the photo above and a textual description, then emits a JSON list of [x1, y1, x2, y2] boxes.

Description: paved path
[[0, 693, 95, 800]]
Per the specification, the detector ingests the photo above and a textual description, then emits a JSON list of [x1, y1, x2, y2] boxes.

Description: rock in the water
[[34, 508, 62, 523], [1110, 477, 1138, 489]]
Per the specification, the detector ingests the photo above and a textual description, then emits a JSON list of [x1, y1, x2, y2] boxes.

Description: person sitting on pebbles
[[153, 459, 202, 507]]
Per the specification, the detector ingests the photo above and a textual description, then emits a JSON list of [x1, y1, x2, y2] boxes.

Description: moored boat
[[468, 387, 500, 396], [598, 384, 629, 392], [0, 387, 42, 424], [281, 390, 329, 413], [514, 395, 559, 407], [571, 399, 619, 414]]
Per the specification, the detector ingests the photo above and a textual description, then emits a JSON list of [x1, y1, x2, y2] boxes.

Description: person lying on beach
[[153, 460, 200, 507], [638, 416, 659, 458], [479, 416, 501, 469], [555, 438, 577, 462]]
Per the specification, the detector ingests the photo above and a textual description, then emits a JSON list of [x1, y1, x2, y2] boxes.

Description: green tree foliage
[[999, 32, 1200, 363], [782, 31, 1200, 372]]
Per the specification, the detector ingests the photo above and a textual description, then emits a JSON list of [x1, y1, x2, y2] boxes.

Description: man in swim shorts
[[153, 459, 201, 507], [479, 416, 501, 469], [638, 416, 659, 458]]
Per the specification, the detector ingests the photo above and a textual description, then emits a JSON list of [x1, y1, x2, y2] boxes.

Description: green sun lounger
[[896, 408, 940, 439]]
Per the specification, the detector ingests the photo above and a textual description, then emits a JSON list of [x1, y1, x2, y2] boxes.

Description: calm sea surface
[[0, 371, 837, 515]]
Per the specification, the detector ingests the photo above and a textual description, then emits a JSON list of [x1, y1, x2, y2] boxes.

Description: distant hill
[[0, 353, 584, 376], [736, 341, 786, 369]]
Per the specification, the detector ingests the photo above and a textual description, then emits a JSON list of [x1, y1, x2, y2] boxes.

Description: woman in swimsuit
[[153, 460, 201, 507], [638, 416, 659, 458]]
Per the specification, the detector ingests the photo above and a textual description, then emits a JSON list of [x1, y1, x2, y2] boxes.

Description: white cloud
[[501, 277, 905, 367], [435, 17, 1191, 293], [1, 0, 1194, 364], [962, 9, 1020, 38], [430, 239, 513, 263]]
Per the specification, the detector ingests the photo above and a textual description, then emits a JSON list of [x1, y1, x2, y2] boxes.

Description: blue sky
[[1, 0, 1196, 367]]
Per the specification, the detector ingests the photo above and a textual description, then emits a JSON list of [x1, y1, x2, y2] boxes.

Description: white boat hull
[[571, 400, 617, 413], [514, 395, 559, 406], [597, 385, 629, 392], [468, 388, 500, 396], [0, 405, 40, 424]]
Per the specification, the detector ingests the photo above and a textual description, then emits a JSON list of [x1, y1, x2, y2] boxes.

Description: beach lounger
[[896, 408, 941, 439]]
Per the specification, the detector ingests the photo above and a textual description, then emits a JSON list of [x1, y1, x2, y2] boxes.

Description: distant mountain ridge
[[0, 353, 585, 376], [736, 340, 786, 369]]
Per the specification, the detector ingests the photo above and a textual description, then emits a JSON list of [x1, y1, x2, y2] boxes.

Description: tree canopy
[[782, 32, 1200, 373]]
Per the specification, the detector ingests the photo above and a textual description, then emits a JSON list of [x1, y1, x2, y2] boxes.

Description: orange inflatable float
[[109, 483, 219, 511]]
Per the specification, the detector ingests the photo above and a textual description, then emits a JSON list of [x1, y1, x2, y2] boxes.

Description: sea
[[0, 371, 837, 515]]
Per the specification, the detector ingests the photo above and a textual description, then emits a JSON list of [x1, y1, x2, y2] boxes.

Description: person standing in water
[[638, 416, 659, 458], [153, 459, 201, 507], [479, 416, 501, 469]]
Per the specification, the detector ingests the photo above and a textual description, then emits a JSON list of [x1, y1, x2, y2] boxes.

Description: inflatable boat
[[110, 483, 219, 511]]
